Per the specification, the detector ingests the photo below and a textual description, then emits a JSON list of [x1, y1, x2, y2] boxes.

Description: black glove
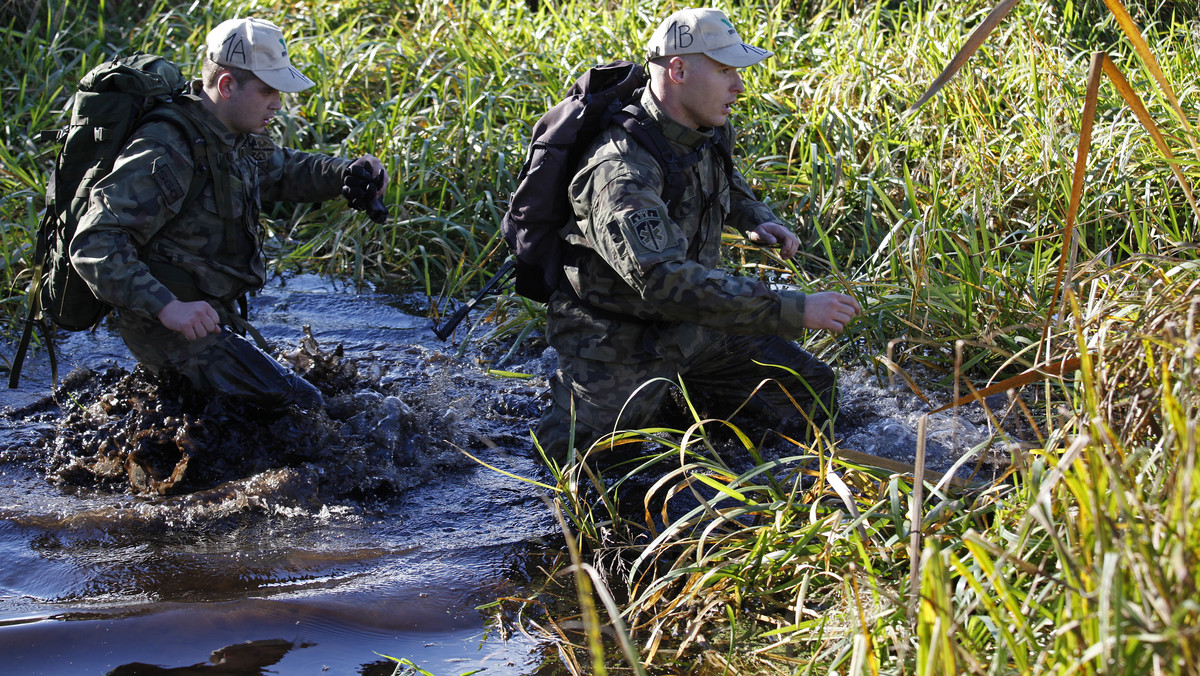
[[342, 159, 388, 224]]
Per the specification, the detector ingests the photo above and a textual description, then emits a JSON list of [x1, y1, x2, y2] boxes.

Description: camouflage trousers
[[116, 303, 323, 411], [535, 330, 837, 462]]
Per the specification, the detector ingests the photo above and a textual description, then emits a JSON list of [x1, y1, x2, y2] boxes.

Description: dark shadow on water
[[106, 638, 294, 675]]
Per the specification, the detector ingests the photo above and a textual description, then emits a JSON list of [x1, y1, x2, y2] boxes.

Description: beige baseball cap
[[206, 17, 315, 92], [646, 8, 773, 68]]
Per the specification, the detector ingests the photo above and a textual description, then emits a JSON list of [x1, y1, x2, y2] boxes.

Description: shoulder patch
[[247, 133, 275, 161], [628, 206, 668, 253], [151, 159, 185, 205]]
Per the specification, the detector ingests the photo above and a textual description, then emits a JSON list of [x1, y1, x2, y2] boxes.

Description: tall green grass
[[518, 0, 1200, 673], [3, 0, 1195, 368], [2, 0, 1199, 672], [532, 273, 1197, 673]]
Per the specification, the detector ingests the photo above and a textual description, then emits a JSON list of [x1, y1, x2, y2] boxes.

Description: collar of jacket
[[185, 80, 262, 158], [638, 87, 717, 153]]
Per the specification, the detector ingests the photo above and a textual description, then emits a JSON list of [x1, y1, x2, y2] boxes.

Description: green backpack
[[9, 52, 221, 389]]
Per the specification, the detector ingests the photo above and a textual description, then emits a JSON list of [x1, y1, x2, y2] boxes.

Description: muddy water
[[1, 275, 561, 675], [0, 275, 1018, 675]]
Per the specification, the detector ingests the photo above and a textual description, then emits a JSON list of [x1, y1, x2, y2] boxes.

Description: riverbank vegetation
[[2, 0, 1198, 673]]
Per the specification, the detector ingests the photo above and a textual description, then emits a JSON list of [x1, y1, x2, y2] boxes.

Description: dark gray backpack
[[501, 60, 731, 302], [433, 60, 731, 339]]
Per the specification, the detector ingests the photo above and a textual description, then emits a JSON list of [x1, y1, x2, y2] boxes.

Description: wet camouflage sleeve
[[569, 130, 808, 339], [70, 121, 193, 320], [257, 143, 349, 204], [71, 122, 353, 321]]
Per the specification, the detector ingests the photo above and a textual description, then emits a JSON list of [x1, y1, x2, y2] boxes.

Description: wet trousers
[[116, 304, 323, 411], [535, 330, 837, 462]]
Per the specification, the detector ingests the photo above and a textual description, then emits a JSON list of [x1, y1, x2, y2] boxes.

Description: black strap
[[8, 208, 56, 389], [611, 106, 733, 220], [8, 311, 36, 389], [8, 314, 58, 389], [44, 318, 58, 388], [225, 310, 269, 351]]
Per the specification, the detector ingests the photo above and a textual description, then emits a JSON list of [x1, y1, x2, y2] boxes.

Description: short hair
[[202, 57, 258, 89], [646, 53, 694, 84]]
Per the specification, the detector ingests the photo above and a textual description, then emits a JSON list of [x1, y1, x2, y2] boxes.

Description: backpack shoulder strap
[[138, 100, 243, 260], [129, 102, 246, 305], [611, 105, 732, 219], [137, 102, 226, 219]]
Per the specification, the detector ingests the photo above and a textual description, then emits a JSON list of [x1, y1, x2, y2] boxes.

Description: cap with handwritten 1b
[[645, 8, 773, 68]]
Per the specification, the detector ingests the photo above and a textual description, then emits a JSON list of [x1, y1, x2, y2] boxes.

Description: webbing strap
[[8, 208, 56, 389], [146, 259, 269, 352], [225, 308, 269, 352], [8, 313, 37, 389], [140, 106, 231, 219], [612, 107, 733, 219], [141, 103, 251, 270]]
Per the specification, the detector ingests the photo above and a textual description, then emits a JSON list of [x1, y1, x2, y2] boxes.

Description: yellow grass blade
[[929, 356, 1083, 414], [916, 540, 958, 674], [1099, 53, 1200, 228], [902, 0, 1021, 118], [456, 447, 562, 492], [1102, 0, 1199, 158], [1048, 52, 1105, 315]]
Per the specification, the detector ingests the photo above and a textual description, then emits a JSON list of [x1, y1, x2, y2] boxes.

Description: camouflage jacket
[[70, 82, 350, 321], [551, 89, 808, 363]]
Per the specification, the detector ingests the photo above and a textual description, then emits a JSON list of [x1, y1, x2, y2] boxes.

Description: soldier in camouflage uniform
[[536, 8, 863, 460], [70, 18, 388, 411]]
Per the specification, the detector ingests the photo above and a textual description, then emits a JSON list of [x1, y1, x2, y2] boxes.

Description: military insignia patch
[[629, 207, 667, 253], [152, 161, 185, 205]]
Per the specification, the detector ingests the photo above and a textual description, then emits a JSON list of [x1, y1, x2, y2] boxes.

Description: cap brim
[[705, 43, 773, 68], [257, 66, 316, 93]]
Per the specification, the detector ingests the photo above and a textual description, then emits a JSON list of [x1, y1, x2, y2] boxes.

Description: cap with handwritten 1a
[[206, 17, 315, 92]]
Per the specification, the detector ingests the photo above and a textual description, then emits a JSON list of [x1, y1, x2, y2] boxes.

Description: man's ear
[[668, 55, 688, 84], [216, 71, 237, 99]]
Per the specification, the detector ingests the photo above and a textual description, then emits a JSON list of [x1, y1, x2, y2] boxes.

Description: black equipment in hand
[[342, 161, 388, 224]]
